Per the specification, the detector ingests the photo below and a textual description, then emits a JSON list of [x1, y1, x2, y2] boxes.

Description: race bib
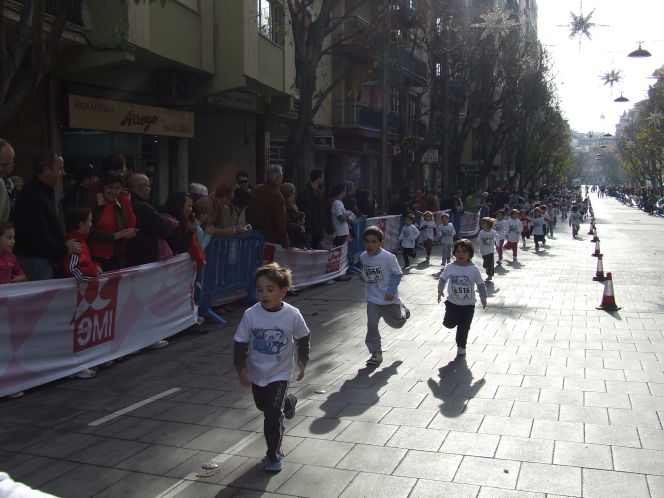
[[509, 225, 519, 232], [451, 276, 472, 300], [363, 265, 383, 283]]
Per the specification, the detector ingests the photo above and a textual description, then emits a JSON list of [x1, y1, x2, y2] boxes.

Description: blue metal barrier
[[348, 217, 368, 273], [196, 232, 264, 324]]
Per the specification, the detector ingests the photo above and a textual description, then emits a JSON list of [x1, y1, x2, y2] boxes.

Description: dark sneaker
[[284, 394, 297, 419], [264, 455, 282, 473], [366, 352, 383, 366], [402, 305, 411, 320], [261, 451, 284, 465], [456, 347, 466, 357]]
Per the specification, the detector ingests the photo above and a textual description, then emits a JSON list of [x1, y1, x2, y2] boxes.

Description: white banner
[[264, 243, 349, 290], [365, 215, 402, 253], [0, 254, 198, 397]]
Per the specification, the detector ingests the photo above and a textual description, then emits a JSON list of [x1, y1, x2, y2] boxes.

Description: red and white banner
[[264, 243, 349, 289], [432, 210, 481, 238], [0, 254, 197, 397], [365, 215, 402, 253]]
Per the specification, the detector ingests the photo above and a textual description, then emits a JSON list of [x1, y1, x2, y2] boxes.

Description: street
[[1, 193, 663, 498]]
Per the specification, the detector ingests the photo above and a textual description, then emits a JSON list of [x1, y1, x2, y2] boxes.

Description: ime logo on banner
[[325, 246, 342, 273], [71, 277, 121, 352]]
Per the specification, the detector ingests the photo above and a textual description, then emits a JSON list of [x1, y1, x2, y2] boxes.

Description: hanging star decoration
[[471, 7, 520, 40], [568, 6, 595, 42], [600, 69, 622, 89]]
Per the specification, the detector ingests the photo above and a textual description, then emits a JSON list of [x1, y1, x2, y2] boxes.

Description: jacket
[[64, 232, 98, 281], [126, 196, 173, 266], [245, 181, 290, 247]]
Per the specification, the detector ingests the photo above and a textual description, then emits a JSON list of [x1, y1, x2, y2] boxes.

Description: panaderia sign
[[68, 94, 195, 138]]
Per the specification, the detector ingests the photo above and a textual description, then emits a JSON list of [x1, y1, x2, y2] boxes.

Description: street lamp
[[628, 42, 652, 58], [614, 93, 629, 102]]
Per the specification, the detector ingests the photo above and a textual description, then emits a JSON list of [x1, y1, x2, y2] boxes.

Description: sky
[[537, 0, 664, 135]]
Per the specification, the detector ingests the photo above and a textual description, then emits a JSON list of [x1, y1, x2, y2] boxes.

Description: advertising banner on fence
[[264, 243, 349, 289], [432, 210, 481, 238], [0, 254, 197, 397]]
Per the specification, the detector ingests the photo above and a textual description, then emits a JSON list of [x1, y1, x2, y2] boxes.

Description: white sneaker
[[70, 368, 97, 379], [456, 347, 466, 357], [366, 352, 383, 366]]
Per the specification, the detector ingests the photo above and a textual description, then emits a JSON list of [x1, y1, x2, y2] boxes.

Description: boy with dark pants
[[233, 263, 311, 473], [360, 226, 410, 366], [438, 239, 487, 357]]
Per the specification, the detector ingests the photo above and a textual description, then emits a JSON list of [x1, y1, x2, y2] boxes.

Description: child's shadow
[[427, 357, 485, 418], [310, 361, 403, 434], [494, 265, 508, 275], [415, 260, 430, 270], [485, 280, 499, 296]]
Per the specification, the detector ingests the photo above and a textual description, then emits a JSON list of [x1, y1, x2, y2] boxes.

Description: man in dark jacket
[[125, 173, 173, 266], [245, 165, 290, 247], [14, 151, 80, 280], [297, 169, 326, 248]]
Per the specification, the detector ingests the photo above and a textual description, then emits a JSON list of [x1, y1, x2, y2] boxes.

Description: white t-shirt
[[506, 218, 523, 243], [532, 216, 545, 235], [440, 262, 485, 305], [569, 212, 582, 226], [399, 224, 420, 249], [331, 199, 350, 236], [494, 219, 508, 240], [360, 248, 403, 305], [419, 220, 436, 241], [234, 302, 311, 386], [436, 223, 456, 244], [478, 229, 497, 255]]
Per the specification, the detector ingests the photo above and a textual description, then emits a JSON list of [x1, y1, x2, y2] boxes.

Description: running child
[[493, 209, 507, 265], [418, 211, 436, 263], [478, 217, 497, 281], [399, 214, 420, 269], [519, 209, 531, 248], [531, 207, 546, 251], [548, 203, 557, 238], [541, 205, 550, 244], [233, 262, 310, 473], [360, 226, 410, 366], [569, 205, 582, 238], [436, 213, 456, 266], [0, 221, 26, 285], [64, 206, 102, 281], [438, 239, 488, 357], [504, 209, 523, 262]]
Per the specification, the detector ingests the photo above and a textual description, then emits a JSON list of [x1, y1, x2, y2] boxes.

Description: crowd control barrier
[[197, 232, 264, 325], [348, 217, 368, 273], [0, 254, 198, 398]]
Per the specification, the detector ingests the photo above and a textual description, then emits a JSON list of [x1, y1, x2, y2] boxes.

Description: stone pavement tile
[[479, 415, 533, 437], [218, 457, 302, 493], [559, 404, 609, 424], [630, 394, 664, 411], [495, 436, 553, 464], [506, 365, 546, 377], [582, 468, 650, 498], [0, 425, 61, 452], [392, 449, 462, 480], [584, 391, 632, 409], [114, 444, 199, 474], [335, 444, 407, 474], [478, 488, 544, 498], [182, 427, 254, 453], [563, 378, 606, 392], [163, 482, 235, 498], [539, 388, 584, 406], [609, 408, 663, 429], [6, 456, 79, 489], [604, 359, 645, 370], [233, 434, 303, 460], [585, 367, 626, 381], [67, 437, 149, 467], [39, 464, 129, 498], [612, 446, 664, 475], [428, 412, 485, 432], [22, 431, 102, 459], [165, 451, 248, 481], [288, 416, 351, 440], [585, 423, 640, 448], [440, 431, 499, 457], [339, 472, 416, 498], [284, 438, 353, 467], [385, 426, 447, 452], [335, 403, 392, 423], [552, 440, 613, 470], [494, 386, 540, 402], [451, 382, 498, 399], [275, 464, 357, 498], [531, 420, 584, 442], [521, 375, 564, 390], [89, 416, 163, 440], [376, 389, 427, 408], [464, 398, 514, 417], [649, 475, 664, 498], [545, 365, 585, 380], [197, 407, 263, 429], [379, 407, 438, 427], [482, 373, 524, 387], [453, 455, 519, 489], [167, 387, 225, 405], [638, 428, 664, 450], [510, 401, 559, 421], [94, 472, 180, 498], [208, 391, 255, 409], [293, 398, 349, 419], [516, 462, 581, 496], [650, 383, 664, 396], [138, 420, 210, 447], [334, 420, 398, 445], [410, 479, 479, 497], [0, 450, 32, 472]]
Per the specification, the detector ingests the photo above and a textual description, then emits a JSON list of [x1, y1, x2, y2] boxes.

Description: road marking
[[87, 387, 182, 427], [155, 432, 262, 498], [322, 313, 350, 326]]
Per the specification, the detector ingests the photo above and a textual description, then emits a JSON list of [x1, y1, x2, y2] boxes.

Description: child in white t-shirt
[[233, 262, 311, 473], [360, 226, 410, 366], [504, 209, 523, 262], [493, 209, 508, 265], [569, 205, 582, 238], [418, 211, 436, 262], [478, 217, 497, 281], [399, 214, 420, 269], [531, 207, 546, 251], [436, 212, 456, 266], [438, 239, 487, 357]]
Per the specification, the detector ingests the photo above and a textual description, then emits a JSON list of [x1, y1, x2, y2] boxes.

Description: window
[[257, 0, 284, 45], [390, 88, 400, 113], [435, 17, 443, 33], [435, 62, 442, 77]]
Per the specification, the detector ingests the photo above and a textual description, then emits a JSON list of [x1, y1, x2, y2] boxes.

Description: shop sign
[[69, 94, 194, 138], [421, 148, 439, 163], [207, 91, 257, 112], [313, 135, 334, 151]]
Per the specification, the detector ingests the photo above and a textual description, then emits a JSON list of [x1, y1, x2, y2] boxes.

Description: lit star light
[[600, 69, 622, 89], [471, 7, 520, 40]]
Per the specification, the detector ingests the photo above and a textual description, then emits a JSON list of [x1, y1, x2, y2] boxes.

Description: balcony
[[46, 0, 84, 24], [330, 15, 375, 58], [332, 100, 400, 134], [387, 45, 427, 85]]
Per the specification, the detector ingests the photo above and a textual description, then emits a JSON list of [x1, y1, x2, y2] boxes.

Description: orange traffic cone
[[592, 240, 602, 257], [596, 272, 621, 311], [591, 227, 600, 243], [587, 220, 594, 235], [592, 254, 605, 281]]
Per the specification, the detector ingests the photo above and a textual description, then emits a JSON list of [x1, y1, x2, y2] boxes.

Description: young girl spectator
[[436, 213, 456, 266], [519, 209, 531, 249], [418, 211, 436, 262], [493, 210, 508, 265], [193, 197, 213, 251], [399, 214, 420, 269], [478, 217, 497, 281], [0, 221, 26, 284], [89, 171, 137, 271], [64, 206, 101, 281], [317, 227, 336, 251], [504, 209, 523, 262], [163, 192, 196, 255]]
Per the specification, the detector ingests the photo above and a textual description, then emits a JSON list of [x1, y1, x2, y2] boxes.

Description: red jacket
[[64, 232, 99, 281]]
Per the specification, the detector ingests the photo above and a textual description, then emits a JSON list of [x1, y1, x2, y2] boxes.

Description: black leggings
[[443, 301, 475, 348], [252, 381, 289, 460]]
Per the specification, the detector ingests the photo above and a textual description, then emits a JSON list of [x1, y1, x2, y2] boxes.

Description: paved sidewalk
[[1, 194, 663, 497]]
